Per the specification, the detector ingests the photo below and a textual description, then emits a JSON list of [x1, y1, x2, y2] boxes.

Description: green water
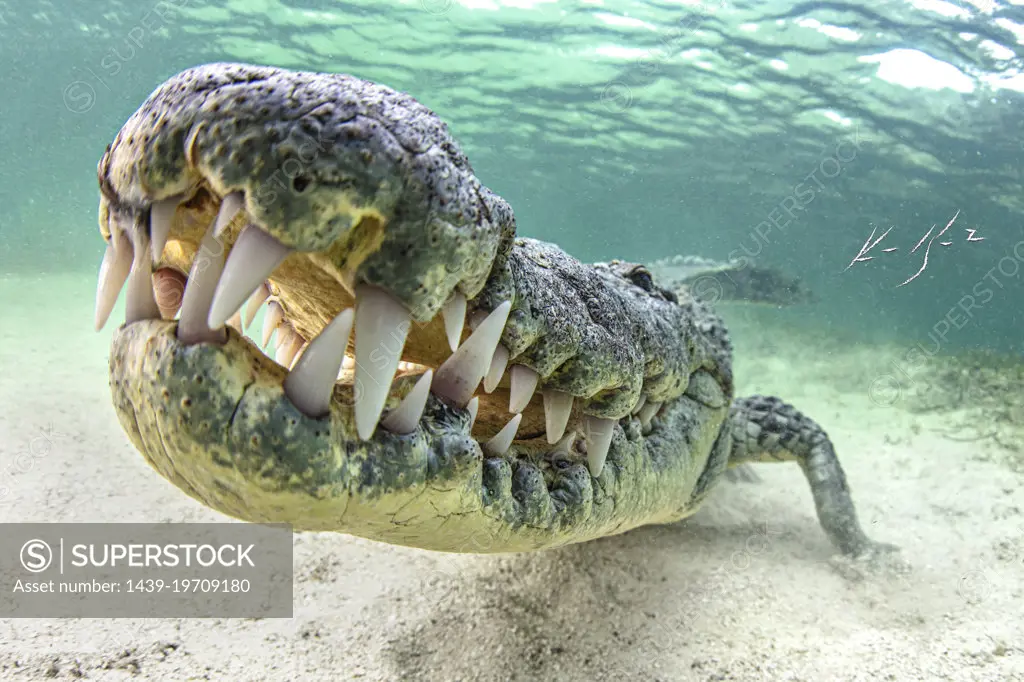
[[1, 0, 1022, 348], [2, 3, 1024, 678]]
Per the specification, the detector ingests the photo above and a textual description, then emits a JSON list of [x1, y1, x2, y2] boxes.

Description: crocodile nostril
[[292, 175, 311, 193]]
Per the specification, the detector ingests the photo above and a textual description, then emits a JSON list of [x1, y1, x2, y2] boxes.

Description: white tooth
[[442, 292, 467, 352], [631, 394, 647, 415], [342, 355, 355, 369], [213, 192, 244, 237], [484, 413, 522, 456], [243, 283, 271, 330], [432, 301, 512, 407], [285, 335, 305, 369], [468, 310, 487, 330], [353, 285, 412, 440], [149, 197, 180, 262], [467, 396, 479, 431], [289, 340, 307, 369], [553, 430, 576, 455], [261, 301, 285, 347], [381, 370, 433, 434], [274, 326, 296, 365], [543, 390, 573, 444], [178, 203, 235, 344], [483, 345, 509, 393], [639, 401, 661, 428], [228, 311, 243, 334], [125, 228, 160, 324], [109, 215, 127, 254], [584, 417, 615, 478], [284, 308, 355, 417], [94, 232, 133, 331], [509, 365, 539, 413], [207, 224, 291, 329]]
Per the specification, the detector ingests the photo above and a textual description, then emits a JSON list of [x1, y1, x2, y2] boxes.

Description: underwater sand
[[0, 273, 1021, 681]]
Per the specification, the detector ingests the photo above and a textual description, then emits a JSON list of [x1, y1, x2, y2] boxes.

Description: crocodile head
[[95, 63, 734, 553]]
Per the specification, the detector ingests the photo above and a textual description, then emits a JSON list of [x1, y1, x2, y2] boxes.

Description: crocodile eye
[[628, 269, 654, 291], [292, 175, 311, 193]]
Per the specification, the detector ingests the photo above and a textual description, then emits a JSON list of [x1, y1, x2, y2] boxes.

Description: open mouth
[[95, 186, 619, 467], [92, 63, 729, 553]]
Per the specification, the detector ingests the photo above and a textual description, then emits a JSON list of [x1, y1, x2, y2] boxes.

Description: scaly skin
[[97, 63, 895, 557]]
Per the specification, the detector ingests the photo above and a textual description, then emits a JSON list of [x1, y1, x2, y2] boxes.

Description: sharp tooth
[[631, 394, 647, 415], [289, 340, 307, 370], [284, 335, 305, 369], [353, 285, 412, 440], [509, 365, 539, 413], [468, 310, 487, 330], [442, 292, 467, 352], [467, 396, 479, 431], [381, 370, 433, 434], [228, 311, 243, 334], [261, 301, 285, 347], [207, 224, 291, 329], [553, 430, 576, 455], [178, 204, 235, 344], [484, 413, 522, 456], [149, 197, 179, 262], [543, 390, 573, 444], [584, 416, 615, 477], [94, 232, 133, 331], [483, 345, 509, 393], [342, 355, 355, 370], [109, 214, 127, 254], [124, 228, 160, 324], [638, 401, 661, 428], [284, 308, 355, 417], [243, 283, 271, 330], [274, 326, 296, 365], [213, 192, 244, 237], [432, 301, 512, 407]]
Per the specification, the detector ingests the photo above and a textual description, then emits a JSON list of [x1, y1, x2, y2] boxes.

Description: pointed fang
[[381, 370, 433, 434], [442, 291, 467, 352], [431, 301, 512, 407], [284, 308, 355, 418], [353, 285, 411, 440], [484, 413, 522, 455], [207, 224, 291, 329]]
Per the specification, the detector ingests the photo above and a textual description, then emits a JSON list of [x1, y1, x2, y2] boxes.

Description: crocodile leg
[[726, 395, 896, 558]]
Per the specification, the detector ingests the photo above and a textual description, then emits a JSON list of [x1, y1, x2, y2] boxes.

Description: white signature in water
[[845, 210, 985, 286]]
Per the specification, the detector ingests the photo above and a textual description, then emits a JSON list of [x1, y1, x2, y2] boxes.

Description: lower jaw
[[108, 320, 726, 552]]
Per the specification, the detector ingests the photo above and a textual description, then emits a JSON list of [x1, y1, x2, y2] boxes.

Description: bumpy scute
[[98, 62, 515, 320]]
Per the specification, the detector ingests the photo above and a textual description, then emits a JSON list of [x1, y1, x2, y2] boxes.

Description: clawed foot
[[829, 541, 910, 582]]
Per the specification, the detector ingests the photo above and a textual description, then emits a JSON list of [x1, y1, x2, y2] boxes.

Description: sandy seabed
[[0, 273, 1021, 681]]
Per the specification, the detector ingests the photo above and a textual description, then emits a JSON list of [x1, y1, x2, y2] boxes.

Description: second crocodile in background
[[93, 62, 898, 561]]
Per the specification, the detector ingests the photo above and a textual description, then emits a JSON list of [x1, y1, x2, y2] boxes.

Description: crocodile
[[93, 62, 895, 559]]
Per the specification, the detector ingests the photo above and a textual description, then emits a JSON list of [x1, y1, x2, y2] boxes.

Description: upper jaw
[[96, 61, 514, 323]]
